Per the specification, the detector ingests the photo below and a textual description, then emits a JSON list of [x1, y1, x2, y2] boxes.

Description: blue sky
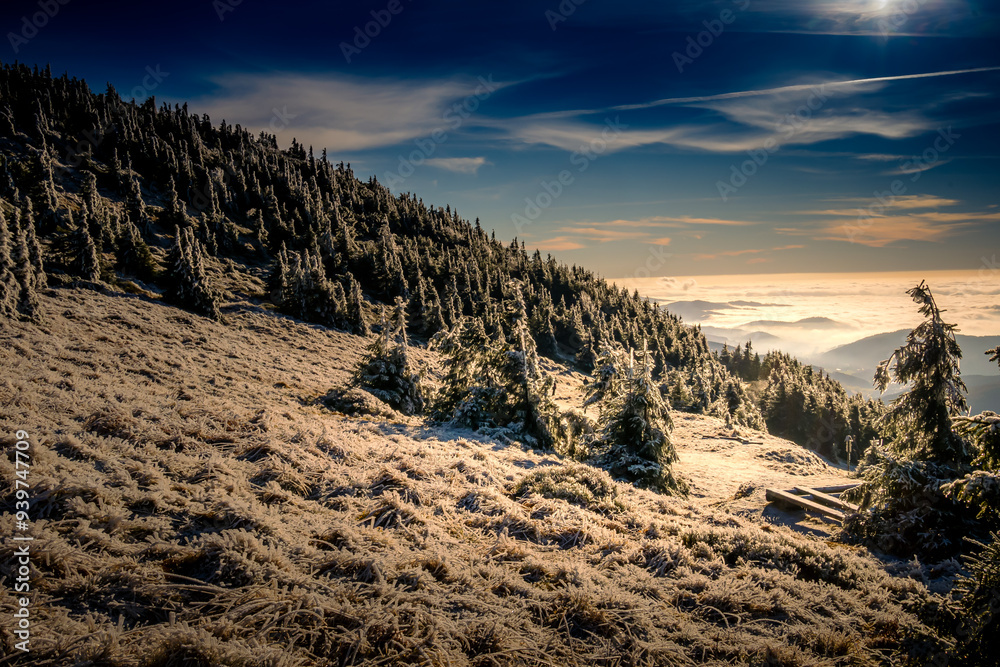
[[3, 0, 999, 277]]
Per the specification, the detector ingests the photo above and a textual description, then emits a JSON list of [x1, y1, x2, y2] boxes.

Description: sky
[[2, 0, 1000, 279]]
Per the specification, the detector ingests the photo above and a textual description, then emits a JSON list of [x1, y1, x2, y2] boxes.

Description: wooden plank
[[808, 484, 859, 494], [765, 488, 846, 521], [764, 484, 859, 496], [793, 486, 860, 513]]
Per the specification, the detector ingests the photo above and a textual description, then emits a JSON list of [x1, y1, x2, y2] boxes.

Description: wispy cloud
[[531, 236, 586, 251], [190, 72, 513, 152], [818, 216, 986, 247], [882, 159, 952, 176], [608, 66, 1000, 111], [571, 215, 757, 228], [783, 196, 1000, 247], [527, 215, 751, 252], [554, 226, 652, 243], [693, 244, 804, 261], [489, 66, 999, 156], [424, 157, 490, 174], [792, 195, 962, 215]]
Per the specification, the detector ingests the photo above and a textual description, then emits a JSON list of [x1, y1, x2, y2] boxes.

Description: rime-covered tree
[[164, 225, 221, 319], [0, 209, 19, 318], [499, 290, 565, 449], [845, 283, 977, 557], [117, 220, 157, 281], [586, 340, 687, 495], [352, 300, 424, 415], [12, 216, 41, 320], [71, 217, 101, 282], [345, 272, 369, 335], [22, 209, 45, 288], [375, 220, 407, 300], [275, 248, 345, 327], [875, 281, 970, 467], [432, 290, 565, 449], [431, 316, 497, 429], [936, 345, 1000, 664]]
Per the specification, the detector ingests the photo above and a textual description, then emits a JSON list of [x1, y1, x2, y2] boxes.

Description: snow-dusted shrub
[[513, 464, 623, 515]]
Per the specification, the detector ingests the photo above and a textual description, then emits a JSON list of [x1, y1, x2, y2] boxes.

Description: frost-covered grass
[[0, 288, 950, 665]]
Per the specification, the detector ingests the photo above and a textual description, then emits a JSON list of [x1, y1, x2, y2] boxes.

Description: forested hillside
[[717, 343, 885, 464], [0, 62, 885, 462]]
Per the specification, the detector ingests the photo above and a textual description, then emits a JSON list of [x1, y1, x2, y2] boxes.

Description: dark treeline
[[717, 342, 884, 462]]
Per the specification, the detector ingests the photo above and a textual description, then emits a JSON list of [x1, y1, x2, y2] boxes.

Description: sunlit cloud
[[693, 245, 804, 261], [189, 72, 515, 151], [576, 215, 757, 228], [883, 159, 952, 176], [531, 236, 586, 251], [819, 216, 991, 247], [792, 195, 963, 216], [491, 67, 1000, 156], [424, 157, 490, 174], [554, 226, 652, 242]]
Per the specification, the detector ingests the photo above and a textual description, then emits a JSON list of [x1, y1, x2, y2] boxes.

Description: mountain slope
[[816, 330, 1000, 377], [0, 288, 947, 665]]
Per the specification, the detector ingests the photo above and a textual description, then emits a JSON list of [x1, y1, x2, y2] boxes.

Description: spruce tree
[[431, 290, 565, 449], [422, 282, 447, 336], [376, 221, 407, 299], [874, 280, 970, 466], [846, 282, 976, 557], [345, 272, 369, 335], [500, 290, 564, 449], [431, 316, 497, 429], [23, 210, 45, 288], [587, 340, 688, 495], [11, 217, 40, 320], [0, 209, 19, 318], [72, 218, 102, 282], [352, 301, 424, 415], [164, 226, 221, 319], [117, 220, 157, 281]]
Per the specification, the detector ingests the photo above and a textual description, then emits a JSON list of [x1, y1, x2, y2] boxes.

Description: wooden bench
[[765, 484, 860, 522]]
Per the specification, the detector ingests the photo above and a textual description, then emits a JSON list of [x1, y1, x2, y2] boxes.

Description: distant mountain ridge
[[816, 330, 1000, 377]]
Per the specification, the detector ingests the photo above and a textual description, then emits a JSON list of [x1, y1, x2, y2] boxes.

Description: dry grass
[[0, 288, 949, 665]]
